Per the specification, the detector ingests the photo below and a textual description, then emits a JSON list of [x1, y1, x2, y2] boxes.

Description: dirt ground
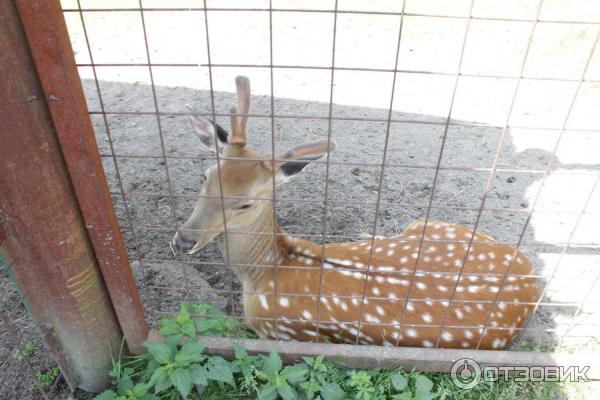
[[2, 2, 600, 399]]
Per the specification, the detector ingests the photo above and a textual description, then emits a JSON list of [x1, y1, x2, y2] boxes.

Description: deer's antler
[[228, 76, 251, 146]]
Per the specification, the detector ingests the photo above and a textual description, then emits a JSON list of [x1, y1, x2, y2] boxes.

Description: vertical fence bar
[[13, 0, 148, 353], [0, 0, 125, 391]]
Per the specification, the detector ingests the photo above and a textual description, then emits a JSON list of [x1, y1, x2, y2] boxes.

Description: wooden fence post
[[0, 0, 146, 392]]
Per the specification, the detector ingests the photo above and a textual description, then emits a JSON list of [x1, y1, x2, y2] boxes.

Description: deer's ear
[[275, 154, 326, 185], [189, 115, 229, 153]]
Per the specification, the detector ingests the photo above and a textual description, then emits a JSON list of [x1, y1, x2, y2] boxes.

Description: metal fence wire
[[57, 0, 600, 354]]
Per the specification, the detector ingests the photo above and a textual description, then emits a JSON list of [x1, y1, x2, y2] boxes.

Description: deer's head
[[171, 76, 335, 255]]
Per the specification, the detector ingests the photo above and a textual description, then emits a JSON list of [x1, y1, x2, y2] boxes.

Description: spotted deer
[[171, 76, 539, 350]]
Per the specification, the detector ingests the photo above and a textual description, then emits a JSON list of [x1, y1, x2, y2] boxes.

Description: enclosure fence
[[2, 0, 600, 396]]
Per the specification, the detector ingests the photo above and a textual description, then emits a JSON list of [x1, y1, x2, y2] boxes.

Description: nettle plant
[[94, 302, 437, 400]]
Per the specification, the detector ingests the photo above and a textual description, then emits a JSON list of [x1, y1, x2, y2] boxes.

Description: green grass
[[13, 340, 37, 361], [93, 302, 589, 400], [33, 366, 60, 389]]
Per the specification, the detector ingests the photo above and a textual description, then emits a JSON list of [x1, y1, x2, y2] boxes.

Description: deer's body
[[173, 76, 539, 350]]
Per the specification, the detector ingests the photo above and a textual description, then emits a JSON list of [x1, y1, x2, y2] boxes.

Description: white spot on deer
[[423, 256, 431, 262], [302, 329, 318, 337], [489, 286, 500, 293], [406, 328, 418, 338], [461, 341, 470, 348], [447, 244, 455, 251], [437, 285, 448, 292], [488, 252, 496, 259], [268, 281, 274, 288], [304, 285, 310, 292], [431, 233, 441, 240], [435, 255, 443, 262], [426, 245, 436, 253], [476, 304, 484, 311], [415, 282, 427, 290], [504, 254, 513, 262], [279, 297, 289, 308], [403, 245, 411, 250], [351, 298, 360, 306], [259, 295, 269, 310], [454, 309, 464, 320], [375, 305, 385, 316], [464, 330, 474, 339], [491, 338, 505, 349], [441, 331, 453, 341], [302, 310, 313, 320], [406, 302, 415, 312], [388, 293, 398, 300], [364, 314, 380, 323], [320, 297, 332, 311], [446, 232, 456, 239], [422, 313, 432, 323], [388, 278, 409, 286], [411, 252, 419, 259], [387, 250, 395, 256], [275, 332, 291, 340], [340, 302, 349, 312], [467, 285, 480, 293], [278, 325, 297, 335], [422, 340, 434, 347]]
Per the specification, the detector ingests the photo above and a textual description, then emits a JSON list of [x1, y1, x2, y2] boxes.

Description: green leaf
[[281, 366, 307, 385], [163, 334, 182, 355], [148, 366, 168, 387], [181, 342, 206, 355], [390, 373, 408, 391], [233, 343, 248, 359], [320, 382, 345, 400], [278, 382, 298, 400], [143, 342, 173, 364], [177, 303, 192, 324], [153, 378, 172, 394], [263, 349, 282, 374], [131, 383, 149, 398], [189, 364, 209, 386], [207, 357, 234, 384], [392, 393, 412, 400], [175, 345, 205, 366], [93, 390, 118, 400], [180, 321, 196, 338], [158, 319, 181, 336], [415, 375, 433, 395], [258, 384, 278, 400], [116, 374, 133, 395], [170, 368, 192, 399]]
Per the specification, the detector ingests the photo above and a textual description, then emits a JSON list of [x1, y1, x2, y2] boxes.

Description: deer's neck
[[219, 201, 285, 288]]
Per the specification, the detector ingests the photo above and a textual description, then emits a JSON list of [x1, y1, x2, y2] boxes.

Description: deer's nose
[[171, 231, 197, 254]]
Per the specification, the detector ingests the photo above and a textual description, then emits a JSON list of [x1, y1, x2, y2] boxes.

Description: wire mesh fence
[[53, 0, 600, 355]]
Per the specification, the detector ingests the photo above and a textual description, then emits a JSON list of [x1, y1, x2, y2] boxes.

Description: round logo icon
[[451, 358, 481, 389]]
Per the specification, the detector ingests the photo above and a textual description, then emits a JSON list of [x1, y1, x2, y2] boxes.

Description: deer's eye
[[235, 203, 253, 210]]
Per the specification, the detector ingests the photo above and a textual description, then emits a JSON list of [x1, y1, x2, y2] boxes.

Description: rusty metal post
[[1, 1, 126, 392], [12, 0, 148, 354]]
